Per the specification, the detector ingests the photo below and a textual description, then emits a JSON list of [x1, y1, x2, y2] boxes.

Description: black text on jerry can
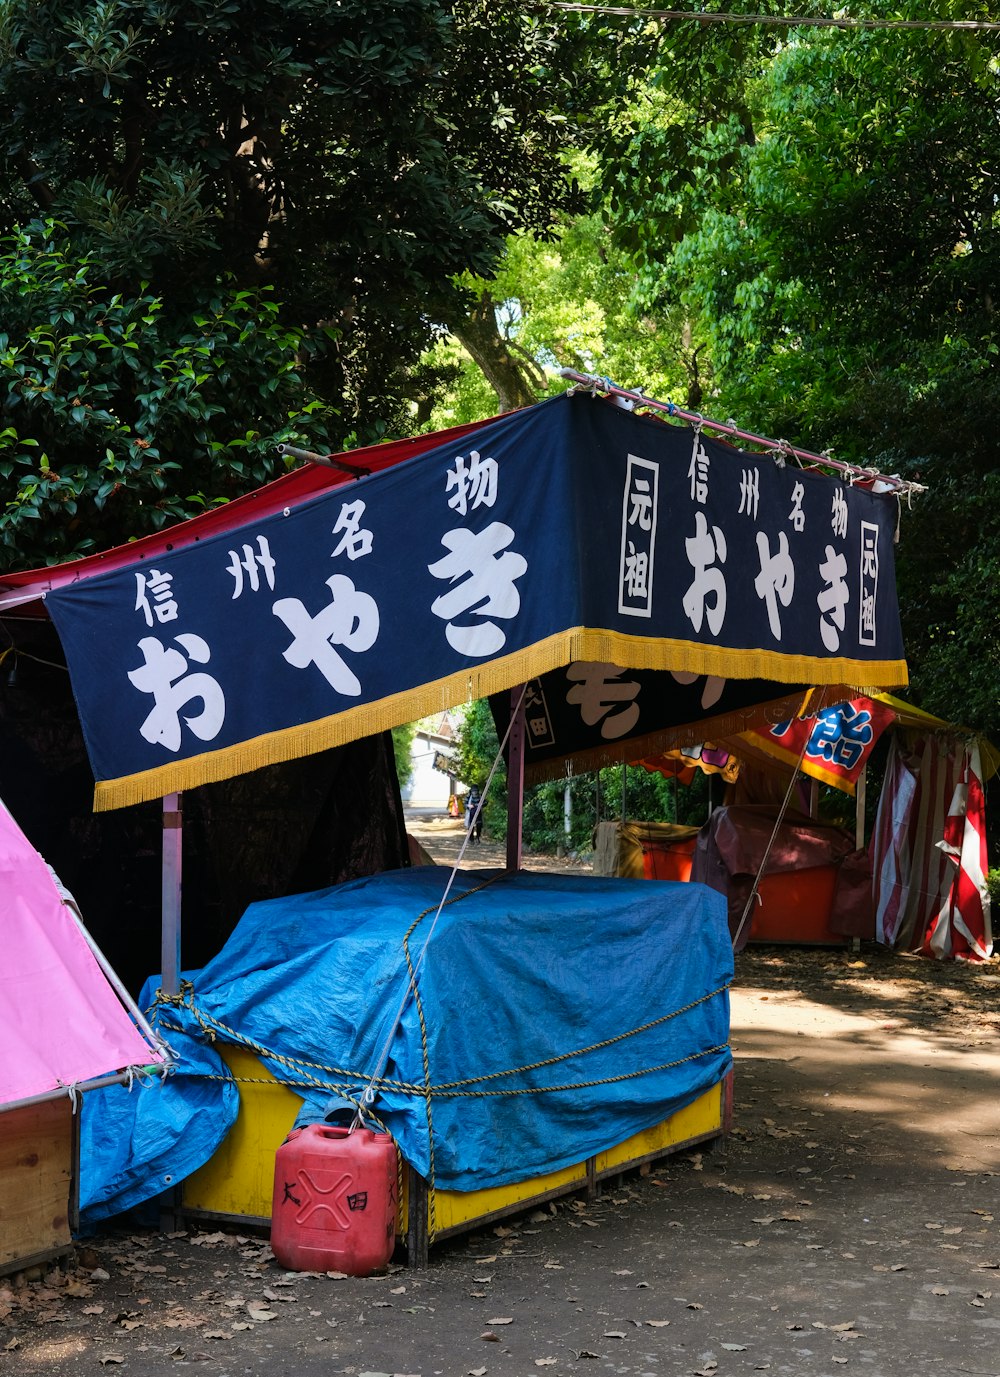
[[270, 1123, 398, 1275]]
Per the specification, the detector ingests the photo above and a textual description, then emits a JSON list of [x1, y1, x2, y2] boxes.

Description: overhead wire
[[534, 4, 1000, 32]]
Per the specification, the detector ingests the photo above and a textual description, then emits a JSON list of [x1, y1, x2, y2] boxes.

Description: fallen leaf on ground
[[646, 1319, 671, 1327], [487, 1317, 513, 1325]]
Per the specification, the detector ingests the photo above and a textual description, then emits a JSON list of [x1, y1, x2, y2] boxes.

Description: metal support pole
[[852, 767, 867, 953], [506, 687, 525, 873], [161, 792, 183, 996]]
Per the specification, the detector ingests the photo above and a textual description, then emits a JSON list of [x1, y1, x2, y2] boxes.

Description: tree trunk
[[451, 292, 543, 413]]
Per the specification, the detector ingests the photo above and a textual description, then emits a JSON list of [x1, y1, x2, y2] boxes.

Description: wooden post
[[407, 1167, 429, 1269], [506, 687, 525, 873], [161, 792, 183, 995]]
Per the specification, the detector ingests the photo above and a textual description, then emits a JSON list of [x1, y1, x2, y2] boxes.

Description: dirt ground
[[2, 815, 999, 1376]]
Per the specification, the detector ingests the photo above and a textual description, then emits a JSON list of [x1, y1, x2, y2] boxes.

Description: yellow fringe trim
[[738, 735, 859, 795], [92, 628, 908, 812]]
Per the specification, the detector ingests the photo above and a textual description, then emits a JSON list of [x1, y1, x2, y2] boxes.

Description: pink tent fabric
[[0, 798, 162, 1107]]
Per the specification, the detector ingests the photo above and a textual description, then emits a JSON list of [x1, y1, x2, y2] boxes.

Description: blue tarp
[[80, 867, 732, 1223]]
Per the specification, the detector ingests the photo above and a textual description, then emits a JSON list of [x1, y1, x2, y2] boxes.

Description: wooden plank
[[0, 1098, 74, 1272]]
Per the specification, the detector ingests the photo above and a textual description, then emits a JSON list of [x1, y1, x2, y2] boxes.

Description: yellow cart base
[[180, 1046, 733, 1266]]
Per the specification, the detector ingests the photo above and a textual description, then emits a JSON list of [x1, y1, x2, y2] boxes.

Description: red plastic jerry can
[[270, 1123, 398, 1275]]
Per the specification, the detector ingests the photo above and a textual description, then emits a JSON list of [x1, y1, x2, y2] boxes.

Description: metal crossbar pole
[[559, 369, 925, 497]]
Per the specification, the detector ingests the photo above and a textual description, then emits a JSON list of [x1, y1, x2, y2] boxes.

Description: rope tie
[[56, 1079, 81, 1113], [154, 969, 731, 1243], [154, 975, 729, 1099]]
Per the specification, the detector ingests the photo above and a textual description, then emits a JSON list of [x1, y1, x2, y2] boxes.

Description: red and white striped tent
[[872, 717, 994, 962]]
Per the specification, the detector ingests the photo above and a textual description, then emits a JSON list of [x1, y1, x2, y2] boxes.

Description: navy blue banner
[[45, 393, 907, 808], [492, 669, 816, 784]]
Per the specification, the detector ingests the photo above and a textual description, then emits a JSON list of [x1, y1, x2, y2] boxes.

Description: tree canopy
[[0, 0, 610, 565], [427, 11, 1000, 739], [604, 16, 1000, 733], [2, 0, 998, 744]]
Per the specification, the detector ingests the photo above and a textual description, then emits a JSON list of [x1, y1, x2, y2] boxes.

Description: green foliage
[[523, 765, 685, 856], [0, 220, 336, 567], [0, 0, 602, 445], [595, 17, 1000, 740], [452, 699, 508, 840], [391, 722, 418, 790], [453, 698, 692, 853], [420, 176, 695, 429]]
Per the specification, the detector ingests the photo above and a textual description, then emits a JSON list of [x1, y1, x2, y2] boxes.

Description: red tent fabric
[[0, 416, 495, 611]]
